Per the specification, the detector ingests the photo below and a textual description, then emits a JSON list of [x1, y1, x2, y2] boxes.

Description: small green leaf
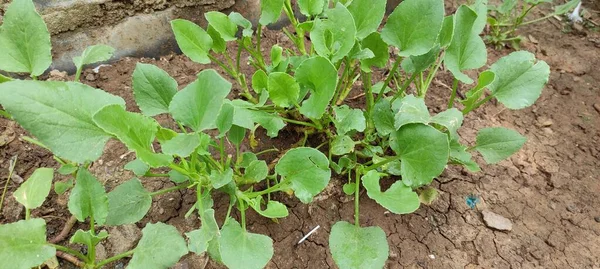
[[372, 98, 395, 136], [347, 0, 386, 39], [475, 127, 526, 164], [58, 164, 78, 175], [381, 0, 444, 56], [401, 45, 440, 74], [419, 188, 439, 205], [390, 124, 449, 187], [360, 33, 389, 70], [444, 5, 487, 84], [216, 102, 234, 136], [162, 133, 201, 158], [156, 127, 178, 144], [132, 63, 178, 116], [0, 219, 55, 269], [470, 0, 488, 35], [275, 147, 331, 203], [205, 11, 238, 41], [228, 125, 246, 147], [73, 45, 115, 70], [252, 70, 268, 93], [169, 69, 232, 131], [239, 152, 259, 168], [171, 19, 213, 64], [54, 179, 74, 195], [296, 56, 338, 119], [270, 45, 284, 67], [268, 72, 300, 107], [310, 3, 357, 62], [93, 104, 173, 167], [362, 170, 420, 214], [393, 95, 430, 130], [334, 105, 366, 135], [106, 178, 152, 226], [219, 219, 273, 269], [342, 183, 356, 195], [431, 108, 464, 138], [229, 12, 253, 37], [13, 168, 53, 210], [438, 15, 455, 47], [129, 222, 188, 269], [186, 209, 219, 254], [243, 160, 268, 183], [124, 159, 150, 177], [250, 110, 286, 138], [554, 0, 580, 14], [329, 221, 389, 269], [0, 0, 52, 76], [298, 0, 325, 16], [260, 0, 285, 25], [488, 51, 550, 109], [68, 169, 108, 225], [208, 25, 226, 53], [450, 139, 480, 172], [249, 196, 289, 218], [210, 168, 234, 189], [460, 70, 496, 110], [0, 81, 125, 163], [169, 170, 189, 184], [70, 230, 108, 246], [330, 135, 355, 156]]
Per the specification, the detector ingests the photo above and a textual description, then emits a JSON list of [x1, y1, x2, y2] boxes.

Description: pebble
[[85, 73, 96, 81], [566, 204, 578, 213], [594, 216, 600, 223], [593, 103, 600, 114], [482, 210, 513, 231]]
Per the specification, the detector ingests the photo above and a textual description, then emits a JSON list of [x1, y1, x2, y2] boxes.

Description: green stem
[[448, 79, 459, 109], [363, 155, 403, 172], [390, 73, 417, 104], [50, 244, 89, 263], [239, 199, 246, 231], [354, 170, 360, 227], [246, 178, 289, 198], [25, 208, 30, 220], [143, 173, 169, 178], [362, 71, 375, 136], [88, 216, 96, 264], [74, 66, 83, 82], [462, 94, 494, 115], [149, 183, 191, 196], [422, 52, 445, 96], [376, 59, 401, 102], [255, 148, 279, 156], [208, 54, 236, 78], [196, 184, 203, 213], [280, 117, 318, 128], [0, 156, 17, 215], [96, 250, 135, 268]]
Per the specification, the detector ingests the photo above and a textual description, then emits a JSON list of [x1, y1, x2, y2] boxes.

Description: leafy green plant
[[485, 0, 580, 49], [0, 0, 552, 268]]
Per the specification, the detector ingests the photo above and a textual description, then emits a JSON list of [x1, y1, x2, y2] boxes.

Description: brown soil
[[1, 4, 600, 269]]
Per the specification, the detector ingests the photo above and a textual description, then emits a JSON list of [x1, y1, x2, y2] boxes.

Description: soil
[[1, 3, 600, 269]]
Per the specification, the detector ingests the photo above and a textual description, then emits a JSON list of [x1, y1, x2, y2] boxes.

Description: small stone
[[85, 73, 96, 81], [593, 103, 600, 114], [594, 216, 600, 223], [47, 70, 68, 81], [566, 204, 578, 213], [528, 34, 538, 44], [482, 210, 513, 231]]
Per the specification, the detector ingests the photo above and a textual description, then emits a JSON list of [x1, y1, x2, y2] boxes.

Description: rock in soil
[[107, 224, 142, 255], [482, 210, 513, 231], [593, 103, 600, 114], [594, 216, 600, 223]]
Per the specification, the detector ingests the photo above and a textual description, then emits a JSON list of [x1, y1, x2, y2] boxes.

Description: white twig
[[297, 225, 320, 244], [568, 2, 583, 23]]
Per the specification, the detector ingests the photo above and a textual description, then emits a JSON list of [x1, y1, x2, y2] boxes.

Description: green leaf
[[70, 230, 108, 246], [496, 0, 517, 15], [169, 69, 232, 131], [296, 56, 337, 119], [171, 19, 213, 64], [93, 104, 173, 167], [156, 127, 178, 144], [270, 45, 284, 67], [0, 81, 125, 163], [347, 0, 386, 39], [381, 0, 444, 57], [210, 168, 234, 189], [431, 108, 463, 138], [342, 183, 356, 195], [54, 179, 74, 195], [444, 5, 487, 84], [554, 0, 580, 15], [470, 0, 488, 35], [216, 102, 234, 136], [186, 209, 219, 254], [0, 0, 51, 76], [401, 45, 440, 74], [475, 127, 526, 164], [260, 0, 285, 25], [329, 221, 389, 269], [393, 95, 430, 130], [360, 33, 389, 70], [125, 159, 150, 177], [106, 178, 152, 226], [205, 11, 238, 41], [275, 147, 331, 203], [488, 51, 550, 109], [229, 12, 253, 37], [298, 0, 325, 16], [129, 222, 188, 269], [132, 63, 178, 116], [268, 72, 300, 107], [249, 196, 289, 218], [228, 125, 246, 147], [207, 25, 226, 53], [0, 219, 55, 269], [13, 168, 53, 210], [161, 133, 201, 158], [372, 98, 395, 136], [250, 110, 286, 138], [242, 160, 269, 183], [330, 135, 355, 156], [390, 124, 449, 187], [362, 170, 420, 214], [449, 139, 480, 172], [310, 3, 357, 62], [438, 15, 455, 47], [460, 70, 496, 110], [252, 70, 268, 93], [240, 152, 259, 168], [419, 188, 439, 205], [219, 220, 273, 269], [68, 168, 108, 225], [334, 105, 366, 135], [169, 170, 189, 184], [73, 45, 114, 70], [58, 163, 78, 175]]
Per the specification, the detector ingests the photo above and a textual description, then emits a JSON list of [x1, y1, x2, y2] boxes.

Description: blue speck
[[465, 194, 480, 209]]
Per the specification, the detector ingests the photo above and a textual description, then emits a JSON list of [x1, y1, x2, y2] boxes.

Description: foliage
[[0, 0, 551, 268]]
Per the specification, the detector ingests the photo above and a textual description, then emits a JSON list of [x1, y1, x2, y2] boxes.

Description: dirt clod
[[482, 210, 513, 231]]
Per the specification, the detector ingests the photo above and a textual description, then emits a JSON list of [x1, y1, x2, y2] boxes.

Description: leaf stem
[[280, 117, 318, 128], [363, 155, 403, 172], [149, 183, 191, 196], [390, 73, 417, 104], [354, 170, 360, 227], [376, 59, 401, 102], [239, 198, 246, 231], [50, 244, 89, 263], [448, 78, 459, 109], [462, 94, 494, 115], [96, 250, 135, 268], [0, 156, 17, 214]]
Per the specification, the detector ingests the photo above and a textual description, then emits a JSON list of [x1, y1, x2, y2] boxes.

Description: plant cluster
[[0, 0, 551, 268], [485, 0, 580, 49]]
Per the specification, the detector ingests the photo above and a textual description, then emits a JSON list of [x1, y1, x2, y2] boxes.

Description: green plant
[[485, 0, 580, 49], [0, 0, 552, 268]]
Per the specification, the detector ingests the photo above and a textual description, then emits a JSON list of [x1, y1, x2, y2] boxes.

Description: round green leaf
[[129, 222, 188, 269], [267, 72, 300, 108], [393, 95, 430, 130], [296, 56, 338, 119], [310, 3, 357, 63], [13, 168, 53, 210], [259, 0, 285, 25], [171, 19, 213, 64], [186, 209, 219, 255], [360, 33, 390, 70], [474, 127, 526, 164], [334, 105, 366, 135], [205, 11, 238, 41], [275, 147, 331, 203], [105, 178, 152, 226], [298, 0, 325, 16], [132, 63, 178, 116], [0, 219, 55, 269], [219, 220, 273, 269], [330, 135, 355, 156], [329, 221, 389, 269], [362, 170, 420, 214], [73, 45, 114, 70], [347, 0, 386, 39], [249, 197, 289, 218]]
